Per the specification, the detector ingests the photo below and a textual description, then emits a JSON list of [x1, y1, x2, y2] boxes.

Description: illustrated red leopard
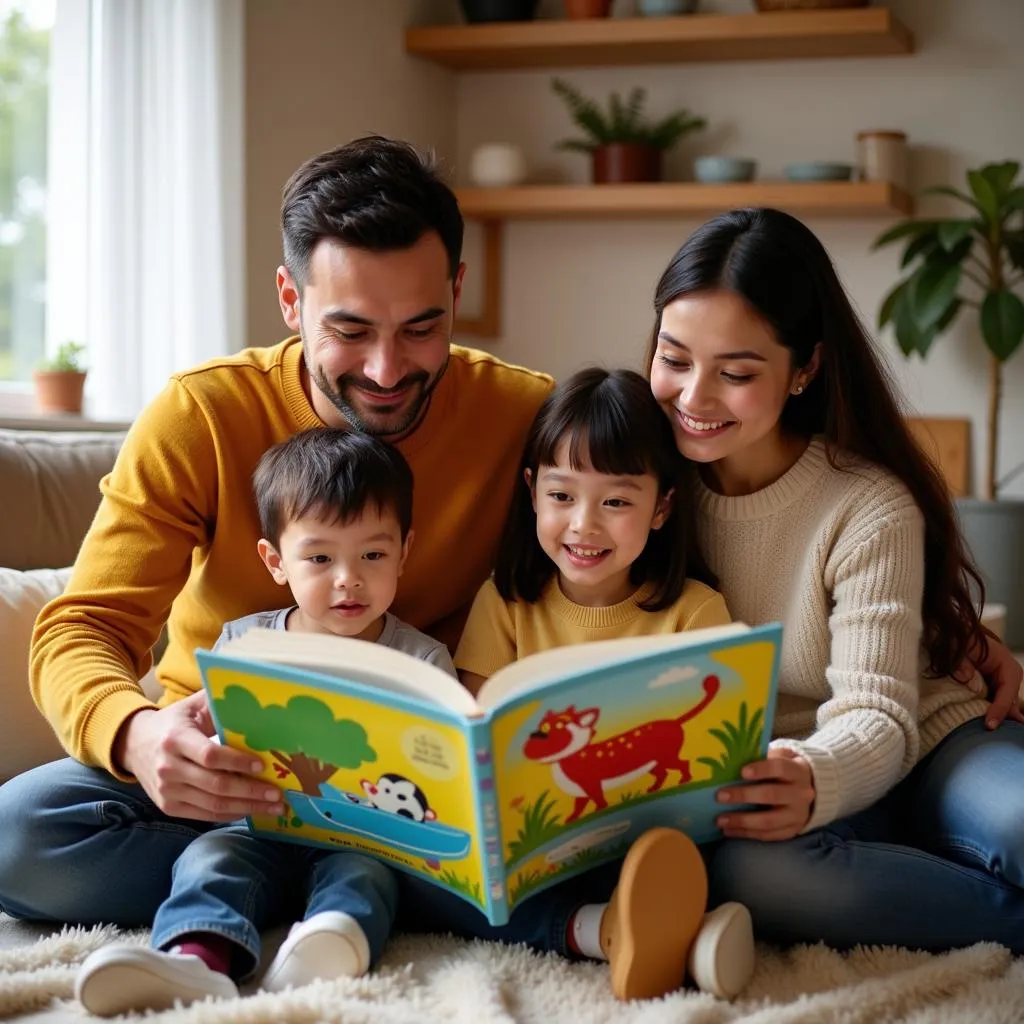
[[522, 675, 720, 823]]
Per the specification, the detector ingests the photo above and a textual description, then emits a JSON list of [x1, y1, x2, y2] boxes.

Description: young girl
[[456, 366, 730, 693], [643, 206, 1024, 953], [449, 366, 755, 1002]]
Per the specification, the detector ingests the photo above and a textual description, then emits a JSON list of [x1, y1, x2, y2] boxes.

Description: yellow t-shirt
[[454, 576, 732, 679], [31, 338, 553, 773]]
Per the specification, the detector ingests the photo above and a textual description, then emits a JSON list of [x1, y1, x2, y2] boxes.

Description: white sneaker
[[687, 902, 755, 1000], [75, 944, 238, 1017], [261, 911, 371, 992]]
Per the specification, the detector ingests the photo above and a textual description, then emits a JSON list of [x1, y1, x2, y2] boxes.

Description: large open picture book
[[197, 620, 782, 925]]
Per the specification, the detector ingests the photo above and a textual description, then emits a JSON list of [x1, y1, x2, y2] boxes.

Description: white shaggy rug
[[0, 921, 1021, 1024]]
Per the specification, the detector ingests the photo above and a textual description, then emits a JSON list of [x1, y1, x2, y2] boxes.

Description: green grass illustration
[[697, 703, 765, 783], [508, 869, 546, 907], [438, 870, 483, 906], [506, 790, 563, 863]]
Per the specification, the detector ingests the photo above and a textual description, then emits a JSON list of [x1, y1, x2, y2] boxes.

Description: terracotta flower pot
[[591, 143, 662, 184], [564, 0, 613, 18], [32, 371, 87, 414]]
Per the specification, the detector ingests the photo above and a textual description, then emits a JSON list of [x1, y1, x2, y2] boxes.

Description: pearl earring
[[793, 383, 805, 395]]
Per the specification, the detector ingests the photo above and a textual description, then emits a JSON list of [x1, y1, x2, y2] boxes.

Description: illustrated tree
[[214, 686, 377, 796]]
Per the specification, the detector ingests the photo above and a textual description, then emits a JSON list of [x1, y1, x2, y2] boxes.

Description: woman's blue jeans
[[709, 718, 1024, 952], [0, 717, 1021, 965]]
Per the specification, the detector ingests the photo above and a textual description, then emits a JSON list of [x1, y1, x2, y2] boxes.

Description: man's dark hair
[[254, 428, 414, 548], [281, 135, 464, 287]]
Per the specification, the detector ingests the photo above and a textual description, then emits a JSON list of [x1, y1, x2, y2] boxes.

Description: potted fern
[[33, 341, 87, 414], [873, 160, 1024, 645], [551, 78, 706, 184]]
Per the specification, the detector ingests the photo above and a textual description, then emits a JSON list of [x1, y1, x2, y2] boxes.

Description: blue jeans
[[709, 718, 1024, 953], [0, 759, 608, 975]]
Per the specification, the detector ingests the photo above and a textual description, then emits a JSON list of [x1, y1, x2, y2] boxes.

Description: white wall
[[244, 0, 456, 351], [243, 0, 1023, 498], [451, 0, 1024, 498]]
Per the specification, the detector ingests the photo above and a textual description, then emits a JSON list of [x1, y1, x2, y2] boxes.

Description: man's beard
[[312, 356, 449, 439]]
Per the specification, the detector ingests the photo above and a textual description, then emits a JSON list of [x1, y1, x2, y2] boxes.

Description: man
[[0, 136, 552, 925]]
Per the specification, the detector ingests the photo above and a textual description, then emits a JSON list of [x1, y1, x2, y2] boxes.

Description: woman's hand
[[957, 629, 1024, 729], [715, 747, 815, 842]]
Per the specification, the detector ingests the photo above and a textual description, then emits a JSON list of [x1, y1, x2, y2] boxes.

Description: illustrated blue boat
[[285, 790, 472, 861]]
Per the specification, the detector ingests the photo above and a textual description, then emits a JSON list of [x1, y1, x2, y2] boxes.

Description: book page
[[201, 654, 489, 917], [483, 624, 780, 915], [476, 622, 749, 711], [218, 628, 480, 717]]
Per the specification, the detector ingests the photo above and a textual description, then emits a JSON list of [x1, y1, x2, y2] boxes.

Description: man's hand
[[114, 691, 286, 822], [715, 747, 815, 842]]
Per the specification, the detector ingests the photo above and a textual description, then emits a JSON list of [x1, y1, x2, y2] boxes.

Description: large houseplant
[[873, 160, 1024, 644], [551, 78, 706, 184]]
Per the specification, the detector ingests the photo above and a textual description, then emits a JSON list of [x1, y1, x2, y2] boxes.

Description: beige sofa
[[0, 428, 134, 782]]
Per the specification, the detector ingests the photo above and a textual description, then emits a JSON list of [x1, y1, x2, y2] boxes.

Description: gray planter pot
[[955, 497, 1024, 649]]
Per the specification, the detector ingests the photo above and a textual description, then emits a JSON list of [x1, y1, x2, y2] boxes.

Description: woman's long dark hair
[[643, 207, 986, 677], [493, 367, 715, 610]]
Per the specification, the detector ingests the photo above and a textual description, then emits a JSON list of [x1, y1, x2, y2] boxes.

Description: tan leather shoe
[[599, 827, 708, 1000]]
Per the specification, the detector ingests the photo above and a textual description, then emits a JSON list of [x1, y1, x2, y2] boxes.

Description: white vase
[[469, 144, 527, 188]]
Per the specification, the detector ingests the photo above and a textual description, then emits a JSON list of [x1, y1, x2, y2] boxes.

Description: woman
[[645, 206, 1024, 952]]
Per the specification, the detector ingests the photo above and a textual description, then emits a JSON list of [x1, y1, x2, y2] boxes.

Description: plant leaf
[[967, 169, 999, 223], [934, 297, 962, 333], [981, 290, 1024, 361], [873, 220, 941, 249], [911, 261, 962, 329], [980, 160, 1020, 201], [923, 185, 977, 210], [893, 285, 930, 356], [1003, 187, 1024, 213], [937, 220, 977, 251], [900, 229, 939, 268], [878, 280, 907, 328], [1006, 231, 1024, 272]]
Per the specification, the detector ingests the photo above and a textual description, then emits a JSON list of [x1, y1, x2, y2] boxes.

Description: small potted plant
[[873, 160, 1024, 644], [33, 341, 87, 414], [551, 78, 706, 184]]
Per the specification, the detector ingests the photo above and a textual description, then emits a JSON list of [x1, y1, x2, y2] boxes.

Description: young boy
[[75, 428, 453, 1016]]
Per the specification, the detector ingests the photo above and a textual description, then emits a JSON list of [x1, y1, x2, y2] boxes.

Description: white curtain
[[84, 0, 244, 420]]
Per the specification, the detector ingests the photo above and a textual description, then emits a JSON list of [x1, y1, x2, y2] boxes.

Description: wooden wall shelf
[[456, 181, 913, 220], [453, 181, 911, 337], [405, 9, 914, 71]]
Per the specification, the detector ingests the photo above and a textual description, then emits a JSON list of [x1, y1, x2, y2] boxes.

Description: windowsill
[[0, 411, 131, 432]]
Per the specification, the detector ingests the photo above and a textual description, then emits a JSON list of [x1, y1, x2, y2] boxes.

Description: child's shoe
[[598, 827, 708, 1000], [687, 901, 755, 1000], [261, 910, 371, 991], [75, 944, 238, 1017]]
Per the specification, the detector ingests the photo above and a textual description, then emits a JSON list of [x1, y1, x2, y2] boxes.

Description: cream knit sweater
[[696, 437, 988, 831]]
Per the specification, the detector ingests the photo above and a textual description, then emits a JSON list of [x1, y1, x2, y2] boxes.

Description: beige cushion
[[0, 430, 125, 570], [0, 567, 71, 779], [0, 566, 163, 781]]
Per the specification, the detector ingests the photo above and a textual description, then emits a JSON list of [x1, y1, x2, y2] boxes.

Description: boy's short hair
[[254, 428, 414, 548]]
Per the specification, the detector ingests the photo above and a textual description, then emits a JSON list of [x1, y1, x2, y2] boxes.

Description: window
[[0, 0, 53, 385]]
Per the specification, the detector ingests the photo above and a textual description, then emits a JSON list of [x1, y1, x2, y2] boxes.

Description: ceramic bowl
[[785, 161, 854, 182], [694, 156, 758, 183], [639, 0, 699, 14]]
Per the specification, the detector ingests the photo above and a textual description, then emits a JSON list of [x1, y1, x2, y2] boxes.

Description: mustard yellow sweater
[[31, 338, 552, 773], [455, 577, 732, 679]]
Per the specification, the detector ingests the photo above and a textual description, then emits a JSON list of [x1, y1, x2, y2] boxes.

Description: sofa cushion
[[0, 566, 165, 782], [0, 429, 125, 570], [0, 567, 72, 779]]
